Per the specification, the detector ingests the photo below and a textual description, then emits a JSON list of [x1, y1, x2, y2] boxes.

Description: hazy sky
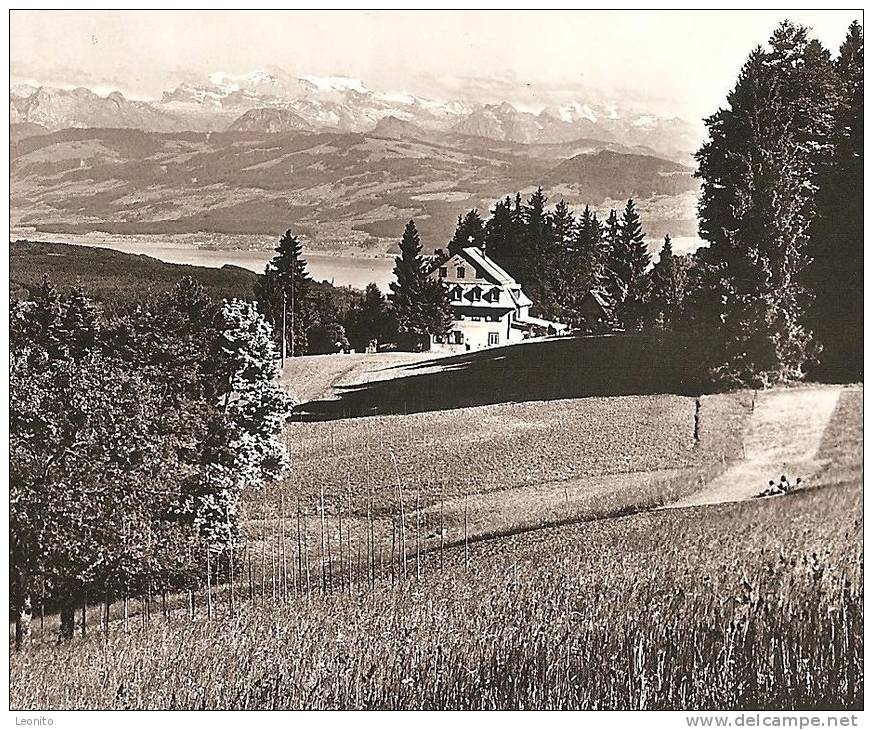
[[10, 10, 862, 122]]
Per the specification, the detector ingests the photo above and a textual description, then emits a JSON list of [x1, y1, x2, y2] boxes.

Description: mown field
[[239, 390, 753, 580], [10, 389, 861, 710]]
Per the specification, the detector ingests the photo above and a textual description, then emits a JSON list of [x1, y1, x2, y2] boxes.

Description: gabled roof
[[459, 247, 517, 286], [586, 289, 612, 312], [506, 286, 533, 309]]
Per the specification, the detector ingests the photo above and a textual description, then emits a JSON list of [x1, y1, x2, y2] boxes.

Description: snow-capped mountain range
[[10, 72, 701, 160]]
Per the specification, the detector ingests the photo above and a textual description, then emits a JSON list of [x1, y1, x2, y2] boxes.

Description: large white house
[[429, 246, 567, 350]]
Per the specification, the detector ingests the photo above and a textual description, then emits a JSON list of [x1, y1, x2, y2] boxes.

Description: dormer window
[[456, 266, 466, 279], [490, 288, 501, 302], [439, 267, 448, 278], [470, 286, 482, 301], [451, 285, 462, 301]]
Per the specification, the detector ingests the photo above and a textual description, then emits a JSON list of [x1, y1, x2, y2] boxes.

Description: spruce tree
[[390, 220, 452, 344], [550, 199, 575, 250], [525, 187, 550, 246], [519, 187, 558, 315], [391, 220, 426, 336], [646, 235, 689, 330], [599, 208, 623, 314], [620, 199, 650, 286], [613, 199, 651, 329], [695, 22, 837, 386], [576, 205, 606, 288], [448, 209, 487, 254], [255, 230, 313, 356], [484, 196, 515, 260], [807, 21, 863, 380], [549, 200, 576, 316]]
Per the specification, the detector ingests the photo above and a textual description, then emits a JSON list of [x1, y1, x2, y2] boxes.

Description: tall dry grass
[[10, 479, 861, 710]]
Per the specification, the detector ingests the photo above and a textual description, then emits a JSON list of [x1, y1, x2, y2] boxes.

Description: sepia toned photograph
[[7, 8, 863, 716]]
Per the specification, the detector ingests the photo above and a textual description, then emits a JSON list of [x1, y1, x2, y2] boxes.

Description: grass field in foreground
[[12, 478, 860, 709], [11, 388, 860, 710]]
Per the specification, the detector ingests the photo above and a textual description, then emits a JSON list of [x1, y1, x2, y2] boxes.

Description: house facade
[[429, 246, 567, 350]]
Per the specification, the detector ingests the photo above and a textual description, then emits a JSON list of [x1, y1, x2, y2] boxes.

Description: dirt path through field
[[669, 386, 843, 508]]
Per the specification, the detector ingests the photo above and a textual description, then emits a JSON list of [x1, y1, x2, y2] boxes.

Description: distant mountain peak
[[227, 106, 313, 133], [208, 70, 278, 93], [371, 115, 428, 141], [493, 101, 517, 115], [556, 101, 598, 123], [300, 75, 369, 95]]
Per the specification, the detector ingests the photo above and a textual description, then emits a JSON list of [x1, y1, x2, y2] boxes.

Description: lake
[[12, 232, 397, 292], [12, 230, 706, 291]]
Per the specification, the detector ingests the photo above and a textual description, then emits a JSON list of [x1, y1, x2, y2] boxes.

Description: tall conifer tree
[[255, 230, 313, 356], [390, 220, 452, 344], [484, 196, 515, 260], [694, 22, 837, 386], [612, 199, 651, 329], [807, 21, 864, 380], [646, 235, 689, 330]]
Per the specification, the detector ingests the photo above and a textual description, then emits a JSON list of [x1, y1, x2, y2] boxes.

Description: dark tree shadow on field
[[291, 333, 706, 421]]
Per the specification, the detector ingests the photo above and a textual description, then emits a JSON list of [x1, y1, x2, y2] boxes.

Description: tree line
[[437, 191, 673, 333], [10, 277, 293, 646]]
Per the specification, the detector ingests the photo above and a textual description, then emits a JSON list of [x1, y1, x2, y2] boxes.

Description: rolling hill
[[545, 150, 696, 202], [11, 127, 700, 254]]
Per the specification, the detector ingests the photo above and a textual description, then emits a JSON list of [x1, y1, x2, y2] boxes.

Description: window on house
[[452, 286, 462, 301], [439, 267, 447, 278], [456, 266, 466, 279], [488, 332, 499, 346], [472, 315, 481, 321], [471, 287, 482, 301]]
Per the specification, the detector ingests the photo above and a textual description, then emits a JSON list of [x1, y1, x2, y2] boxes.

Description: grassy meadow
[[9, 385, 861, 710], [239, 390, 753, 582]]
